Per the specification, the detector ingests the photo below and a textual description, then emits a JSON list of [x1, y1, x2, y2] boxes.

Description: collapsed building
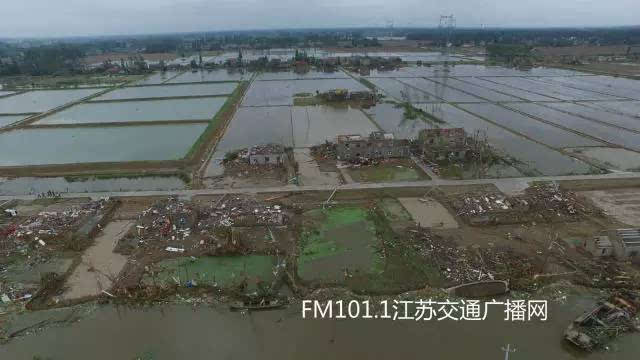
[[419, 128, 471, 162], [335, 131, 410, 162]]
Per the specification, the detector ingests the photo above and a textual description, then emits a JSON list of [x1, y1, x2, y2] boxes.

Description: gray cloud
[[2, 0, 638, 37]]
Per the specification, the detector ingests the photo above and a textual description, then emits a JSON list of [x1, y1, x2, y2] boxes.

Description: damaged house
[[419, 128, 471, 162], [586, 228, 640, 259], [248, 144, 285, 165], [335, 131, 410, 161]]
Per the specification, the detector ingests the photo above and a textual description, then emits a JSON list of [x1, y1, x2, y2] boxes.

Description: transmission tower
[[439, 15, 456, 71]]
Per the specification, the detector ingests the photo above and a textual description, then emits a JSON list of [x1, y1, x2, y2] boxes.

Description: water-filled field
[[34, 97, 227, 125], [0, 124, 206, 166]]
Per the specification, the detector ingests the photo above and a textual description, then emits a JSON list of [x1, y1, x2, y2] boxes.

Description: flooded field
[[216, 106, 294, 151], [457, 103, 602, 148], [364, 102, 433, 139], [0, 175, 187, 195], [420, 104, 596, 176], [545, 102, 640, 132], [291, 105, 378, 147], [454, 77, 558, 101], [134, 71, 181, 85], [368, 77, 437, 102], [582, 101, 640, 118], [398, 77, 483, 102], [0, 88, 101, 113], [0, 124, 206, 166], [432, 77, 522, 102], [540, 76, 640, 99], [92, 83, 237, 101], [506, 102, 640, 151], [567, 147, 640, 172], [33, 97, 227, 125], [256, 70, 349, 81], [485, 77, 622, 101], [242, 79, 368, 106], [167, 69, 250, 83], [0, 114, 26, 127]]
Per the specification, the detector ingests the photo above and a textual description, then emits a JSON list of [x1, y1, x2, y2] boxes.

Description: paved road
[[2, 171, 639, 201]]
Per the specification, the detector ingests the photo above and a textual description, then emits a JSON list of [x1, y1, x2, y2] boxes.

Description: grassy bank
[[184, 81, 248, 162]]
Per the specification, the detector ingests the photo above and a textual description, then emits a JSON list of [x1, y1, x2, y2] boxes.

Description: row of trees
[[0, 44, 84, 76], [406, 27, 640, 47]]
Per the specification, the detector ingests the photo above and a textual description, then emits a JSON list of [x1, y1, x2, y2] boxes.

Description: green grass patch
[[348, 208, 444, 294], [348, 162, 429, 183], [358, 77, 377, 91], [145, 255, 276, 289], [298, 206, 380, 283]]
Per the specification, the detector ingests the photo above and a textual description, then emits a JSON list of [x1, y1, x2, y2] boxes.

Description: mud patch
[[398, 197, 459, 229], [62, 221, 131, 300]]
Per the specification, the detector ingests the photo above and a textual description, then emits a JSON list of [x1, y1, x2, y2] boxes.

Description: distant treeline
[[406, 27, 640, 46]]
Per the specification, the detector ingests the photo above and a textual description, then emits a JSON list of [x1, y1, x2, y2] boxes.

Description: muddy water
[[2, 296, 639, 359], [34, 97, 227, 125], [0, 176, 187, 195]]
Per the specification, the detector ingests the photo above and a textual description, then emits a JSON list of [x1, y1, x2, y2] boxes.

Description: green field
[[144, 255, 276, 289]]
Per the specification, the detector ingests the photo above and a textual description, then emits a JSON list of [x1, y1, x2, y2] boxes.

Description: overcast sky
[[2, 0, 638, 38]]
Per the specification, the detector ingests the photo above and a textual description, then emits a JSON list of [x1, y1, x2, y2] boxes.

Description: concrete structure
[[335, 131, 410, 161], [586, 229, 640, 259], [419, 128, 470, 161], [248, 144, 285, 165]]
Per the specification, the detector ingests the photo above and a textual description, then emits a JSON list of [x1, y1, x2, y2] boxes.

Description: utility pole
[[501, 344, 516, 360]]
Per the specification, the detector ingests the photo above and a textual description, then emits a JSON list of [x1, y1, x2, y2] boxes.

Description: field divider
[[24, 119, 212, 129], [88, 94, 231, 103]]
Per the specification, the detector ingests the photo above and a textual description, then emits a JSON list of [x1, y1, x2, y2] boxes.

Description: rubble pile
[[521, 183, 602, 219], [136, 198, 197, 241], [453, 193, 512, 217], [310, 142, 336, 160], [199, 195, 288, 229], [408, 227, 536, 288], [1, 199, 110, 254]]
